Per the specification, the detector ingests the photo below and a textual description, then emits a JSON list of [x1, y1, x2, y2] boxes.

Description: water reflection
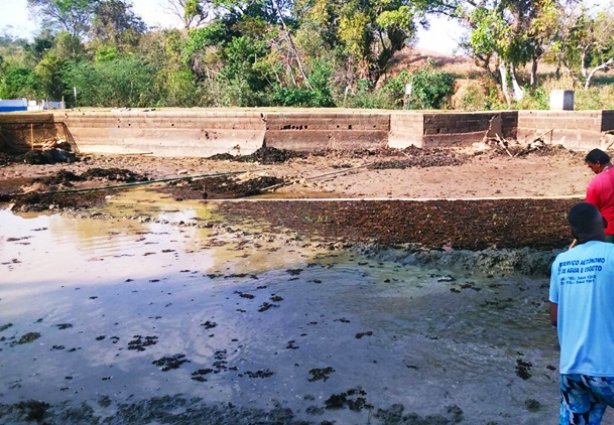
[[0, 192, 569, 424]]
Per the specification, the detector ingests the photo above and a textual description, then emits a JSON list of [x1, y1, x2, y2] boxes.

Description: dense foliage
[[0, 0, 610, 110]]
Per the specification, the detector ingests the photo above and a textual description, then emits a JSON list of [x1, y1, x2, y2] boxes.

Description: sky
[[0, 0, 608, 57]]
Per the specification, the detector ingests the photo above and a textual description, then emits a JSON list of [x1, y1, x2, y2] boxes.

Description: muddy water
[[0, 190, 572, 424]]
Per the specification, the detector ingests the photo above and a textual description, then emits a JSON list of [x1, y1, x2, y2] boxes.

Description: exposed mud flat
[[0, 144, 589, 203]]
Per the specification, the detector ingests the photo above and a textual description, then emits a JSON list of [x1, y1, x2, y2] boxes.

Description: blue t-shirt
[[549, 240, 614, 376]]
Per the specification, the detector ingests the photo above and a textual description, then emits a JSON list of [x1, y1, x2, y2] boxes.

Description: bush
[[272, 60, 335, 107], [451, 79, 490, 111], [344, 79, 396, 109], [406, 68, 455, 110], [63, 56, 159, 107]]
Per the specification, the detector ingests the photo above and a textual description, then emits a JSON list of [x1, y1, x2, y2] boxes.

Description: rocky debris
[[2, 167, 149, 211], [208, 146, 306, 164], [80, 167, 148, 182], [166, 174, 284, 199], [15, 332, 41, 345], [354, 244, 559, 277], [308, 367, 335, 382], [10, 191, 107, 212], [484, 136, 573, 158], [21, 148, 77, 165], [151, 354, 190, 371]]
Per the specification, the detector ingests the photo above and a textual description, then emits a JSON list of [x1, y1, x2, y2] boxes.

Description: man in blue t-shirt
[[550, 202, 614, 424]]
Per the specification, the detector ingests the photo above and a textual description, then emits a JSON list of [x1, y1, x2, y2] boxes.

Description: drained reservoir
[[1, 188, 569, 424]]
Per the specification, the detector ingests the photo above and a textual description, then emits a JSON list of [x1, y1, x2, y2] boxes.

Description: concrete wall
[[56, 109, 266, 157], [517, 110, 611, 149], [0, 113, 65, 154], [388, 112, 423, 148], [389, 111, 519, 148], [0, 108, 612, 156], [264, 111, 389, 151]]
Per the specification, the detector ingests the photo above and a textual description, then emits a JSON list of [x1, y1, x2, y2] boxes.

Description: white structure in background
[[27, 99, 66, 111], [549, 90, 575, 111], [0, 99, 65, 112]]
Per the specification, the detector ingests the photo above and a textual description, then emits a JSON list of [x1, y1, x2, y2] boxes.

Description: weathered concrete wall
[[56, 109, 266, 157], [517, 110, 612, 149], [388, 112, 423, 148], [422, 112, 508, 147], [0, 109, 612, 156], [0, 113, 66, 154], [264, 111, 389, 151], [219, 197, 579, 250], [389, 111, 519, 148]]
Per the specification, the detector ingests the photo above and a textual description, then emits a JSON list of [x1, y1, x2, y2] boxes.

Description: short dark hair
[[568, 202, 603, 239], [585, 149, 610, 165]]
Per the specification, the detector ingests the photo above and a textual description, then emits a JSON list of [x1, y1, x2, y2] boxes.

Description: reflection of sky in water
[[0, 193, 577, 423]]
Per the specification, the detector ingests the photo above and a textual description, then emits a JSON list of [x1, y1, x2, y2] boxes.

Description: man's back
[[586, 169, 614, 236], [550, 240, 614, 376]]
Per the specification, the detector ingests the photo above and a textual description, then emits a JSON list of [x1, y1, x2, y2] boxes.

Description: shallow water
[[0, 190, 572, 424]]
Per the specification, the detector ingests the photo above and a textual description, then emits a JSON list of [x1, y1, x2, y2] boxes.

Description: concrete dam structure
[[1, 108, 612, 249], [1, 108, 612, 156]]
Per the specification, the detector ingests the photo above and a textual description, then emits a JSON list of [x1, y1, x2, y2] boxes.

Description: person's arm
[[549, 302, 558, 327]]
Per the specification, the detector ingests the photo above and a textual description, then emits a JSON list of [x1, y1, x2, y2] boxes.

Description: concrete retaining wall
[[517, 110, 610, 149], [56, 110, 266, 157], [0, 108, 612, 156], [264, 112, 389, 151], [0, 113, 68, 154], [389, 111, 520, 148], [388, 112, 423, 148]]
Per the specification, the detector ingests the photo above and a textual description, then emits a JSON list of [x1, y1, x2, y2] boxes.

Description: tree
[[0, 64, 40, 98], [164, 0, 211, 29], [90, 0, 147, 51], [27, 0, 101, 38], [544, 3, 614, 88], [582, 10, 614, 88], [62, 55, 159, 107], [217, 35, 272, 106], [464, 0, 559, 105], [297, 0, 444, 89]]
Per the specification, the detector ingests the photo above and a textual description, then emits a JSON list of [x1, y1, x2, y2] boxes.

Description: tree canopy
[[0, 0, 609, 110]]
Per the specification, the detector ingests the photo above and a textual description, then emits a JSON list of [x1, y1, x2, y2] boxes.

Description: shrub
[[406, 68, 455, 110]]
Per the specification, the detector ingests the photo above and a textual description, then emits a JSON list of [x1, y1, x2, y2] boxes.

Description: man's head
[[585, 149, 611, 174], [568, 202, 606, 242]]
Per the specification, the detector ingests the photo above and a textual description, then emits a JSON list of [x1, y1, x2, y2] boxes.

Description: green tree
[[164, 0, 211, 29], [27, 0, 101, 38], [544, 3, 614, 88], [217, 35, 272, 106], [63, 55, 159, 107], [0, 64, 39, 98], [90, 0, 147, 51], [464, 0, 559, 105]]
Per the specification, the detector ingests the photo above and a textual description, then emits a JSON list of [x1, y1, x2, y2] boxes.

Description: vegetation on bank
[[0, 0, 612, 110]]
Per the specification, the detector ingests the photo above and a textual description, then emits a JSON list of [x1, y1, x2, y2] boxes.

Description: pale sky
[[0, 0, 609, 57]]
